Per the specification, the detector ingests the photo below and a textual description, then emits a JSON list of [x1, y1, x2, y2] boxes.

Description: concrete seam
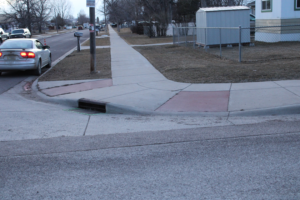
[[136, 82, 191, 92], [181, 83, 192, 91], [226, 116, 236, 125], [83, 116, 91, 136], [100, 88, 150, 100], [154, 91, 180, 111], [113, 72, 160, 79], [227, 83, 233, 113], [112, 79, 168, 87], [273, 81, 300, 98]]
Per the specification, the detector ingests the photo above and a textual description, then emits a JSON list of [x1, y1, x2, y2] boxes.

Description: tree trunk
[[39, 23, 42, 33]]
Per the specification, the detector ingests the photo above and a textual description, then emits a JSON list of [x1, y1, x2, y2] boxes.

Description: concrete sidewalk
[[34, 26, 300, 116]]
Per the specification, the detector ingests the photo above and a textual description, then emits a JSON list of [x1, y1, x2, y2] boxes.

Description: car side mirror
[[43, 45, 50, 49]]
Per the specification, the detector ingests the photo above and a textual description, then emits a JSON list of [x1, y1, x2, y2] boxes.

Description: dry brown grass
[[40, 49, 111, 81], [205, 42, 300, 62], [114, 28, 173, 45], [82, 32, 110, 46], [133, 44, 300, 83]]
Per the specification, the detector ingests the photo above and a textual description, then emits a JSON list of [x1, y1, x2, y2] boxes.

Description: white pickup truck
[[0, 28, 10, 44]]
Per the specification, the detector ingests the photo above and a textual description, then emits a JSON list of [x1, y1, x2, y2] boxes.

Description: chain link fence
[[173, 25, 300, 62]]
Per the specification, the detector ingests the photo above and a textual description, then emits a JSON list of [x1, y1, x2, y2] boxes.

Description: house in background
[[0, 14, 17, 33], [247, 1, 256, 15], [255, 0, 300, 42]]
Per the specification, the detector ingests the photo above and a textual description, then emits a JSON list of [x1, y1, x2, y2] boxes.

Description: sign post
[[87, 0, 96, 73]]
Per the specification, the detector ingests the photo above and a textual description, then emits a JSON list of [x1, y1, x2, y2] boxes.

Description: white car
[[0, 39, 51, 75], [0, 28, 10, 43], [9, 28, 32, 39]]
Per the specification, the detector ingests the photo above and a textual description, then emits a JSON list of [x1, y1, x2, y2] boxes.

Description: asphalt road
[[1, 120, 300, 199], [0, 29, 90, 95]]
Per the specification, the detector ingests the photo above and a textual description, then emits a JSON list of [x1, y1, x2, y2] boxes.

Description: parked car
[[9, 28, 31, 39], [78, 26, 83, 30], [0, 28, 10, 44], [0, 39, 51, 76]]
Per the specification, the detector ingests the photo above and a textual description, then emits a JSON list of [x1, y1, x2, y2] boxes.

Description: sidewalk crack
[[83, 116, 91, 136], [273, 81, 300, 97]]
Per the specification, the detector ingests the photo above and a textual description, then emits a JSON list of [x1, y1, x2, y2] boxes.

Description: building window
[[262, 0, 272, 12], [295, 0, 300, 10]]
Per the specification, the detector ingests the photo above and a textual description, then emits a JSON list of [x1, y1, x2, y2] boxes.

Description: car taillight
[[27, 52, 35, 58], [20, 52, 35, 58], [0, 52, 2, 57], [20, 52, 27, 58]]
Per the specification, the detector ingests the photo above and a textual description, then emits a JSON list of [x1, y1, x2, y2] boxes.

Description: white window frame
[[295, 0, 300, 10], [262, 0, 272, 12]]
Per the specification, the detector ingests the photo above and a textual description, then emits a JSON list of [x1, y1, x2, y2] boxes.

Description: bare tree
[[33, 0, 52, 33], [77, 9, 89, 25], [50, 0, 72, 31], [51, 0, 72, 20], [5, 0, 36, 32]]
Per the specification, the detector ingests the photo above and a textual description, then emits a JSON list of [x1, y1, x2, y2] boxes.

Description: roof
[[197, 6, 250, 12], [0, 14, 15, 23], [247, 1, 255, 7]]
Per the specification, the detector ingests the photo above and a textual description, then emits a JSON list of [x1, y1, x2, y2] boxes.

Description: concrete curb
[[31, 37, 91, 107], [106, 101, 300, 116]]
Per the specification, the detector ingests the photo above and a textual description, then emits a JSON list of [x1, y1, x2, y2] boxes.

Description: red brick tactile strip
[[156, 91, 230, 112], [41, 79, 113, 97]]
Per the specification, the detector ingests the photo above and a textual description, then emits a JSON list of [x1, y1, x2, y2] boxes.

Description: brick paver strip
[[41, 79, 113, 97], [156, 91, 230, 112]]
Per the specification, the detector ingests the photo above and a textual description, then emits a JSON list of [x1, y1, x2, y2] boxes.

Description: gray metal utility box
[[196, 6, 250, 46]]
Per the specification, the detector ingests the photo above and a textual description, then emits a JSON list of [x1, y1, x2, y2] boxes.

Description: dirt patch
[[39, 49, 111, 81], [82, 32, 110, 46], [82, 37, 110, 46], [133, 44, 300, 83], [204, 42, 300, 62], [114, 28, 173, 45]]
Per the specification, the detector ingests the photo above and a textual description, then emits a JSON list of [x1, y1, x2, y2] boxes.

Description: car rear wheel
[[34, 60, 42, 76]]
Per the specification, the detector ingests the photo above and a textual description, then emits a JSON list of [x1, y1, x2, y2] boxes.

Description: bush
[[130, 25, 137, 33]]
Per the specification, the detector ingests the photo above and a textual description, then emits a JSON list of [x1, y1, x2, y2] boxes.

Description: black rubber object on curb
[[78, 98, 106, 113]]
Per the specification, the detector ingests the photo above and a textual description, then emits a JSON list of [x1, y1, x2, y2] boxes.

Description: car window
[[12, 30, 24, 34], [35, 41, 43, 49], [0, 40, 33, 49]]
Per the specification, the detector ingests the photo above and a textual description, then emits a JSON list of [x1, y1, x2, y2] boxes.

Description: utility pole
[[104, 0, 107, 33], [88, 0, 96, 73]]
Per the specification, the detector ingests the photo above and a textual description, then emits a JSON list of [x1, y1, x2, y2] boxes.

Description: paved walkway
[[35, 26, 300, 116]]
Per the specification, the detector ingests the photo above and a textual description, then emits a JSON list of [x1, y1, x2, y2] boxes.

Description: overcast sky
[[0, 0, 104, 20], [70, 0, 103, 19]]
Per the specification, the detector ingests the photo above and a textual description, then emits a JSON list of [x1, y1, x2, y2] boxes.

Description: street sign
[[86, 0, 95, 7], [89, 24, 94, 33]]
